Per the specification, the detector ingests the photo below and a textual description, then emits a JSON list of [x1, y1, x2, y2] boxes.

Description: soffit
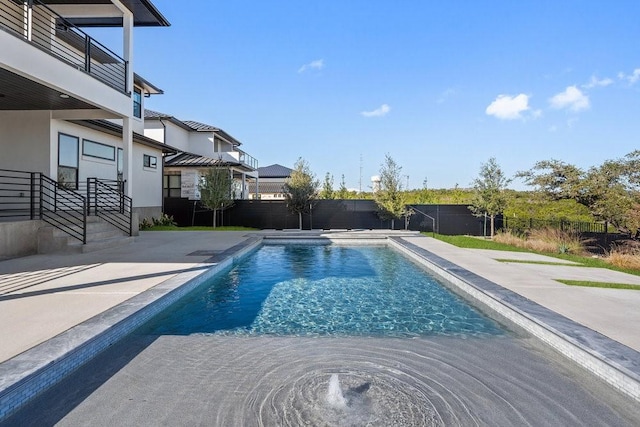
[[0, 68, 98, 110]]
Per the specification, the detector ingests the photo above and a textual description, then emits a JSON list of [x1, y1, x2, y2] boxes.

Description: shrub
[[152, 213, 176, 227], [605, 244, 640, 270], [495, 227, 587, 255], [140, 213, 176, 230]]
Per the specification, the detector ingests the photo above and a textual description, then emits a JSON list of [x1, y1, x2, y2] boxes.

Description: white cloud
[[583, 75, 613, 89], [549, 86, 590, 112], [485, 94, 530, 120], [361, 104, 390, 117], [298, 59, 324, 73], [617, 68, 640, 84]]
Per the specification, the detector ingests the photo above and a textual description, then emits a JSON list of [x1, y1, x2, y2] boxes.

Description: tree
[[199, 167, 233, 228], [336, 174, 349, 199], [516, 152, 640, 230], [469, 157, 511, 237], [283, 158, 319, 230], [320, 172, 335, 199], [374, 154, 409, 229]]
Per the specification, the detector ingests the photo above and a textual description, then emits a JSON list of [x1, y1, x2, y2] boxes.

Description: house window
[[143, 154, 157, 169], [83, 139, 115, 161], [163, 175, 181, 197], [58, 133, 79, 189], [133, 87, 142, 118]]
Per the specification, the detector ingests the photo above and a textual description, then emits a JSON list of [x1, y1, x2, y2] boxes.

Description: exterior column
[[241, 172, 247, 199], [122, 9, 133, 94], [255, 176, 260, 199], [123, 117, 133, 196]]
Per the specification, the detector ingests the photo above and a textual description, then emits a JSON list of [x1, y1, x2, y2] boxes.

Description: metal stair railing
[[407, 205, 437, 236], [87, 178, 132, 236], [40, 175, 87, 243], [0, 169, 39, 220]]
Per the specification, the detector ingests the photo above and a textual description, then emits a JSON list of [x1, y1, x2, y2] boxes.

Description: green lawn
[[557, 279, 640, 290], [428, 233, 640, 277]]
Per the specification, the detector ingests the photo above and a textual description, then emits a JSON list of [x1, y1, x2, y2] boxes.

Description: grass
[[429, 234, 533, 252], [428, 232, 640, 277], [494, 259, 579, 266], [142, 225, 258, 231], [557, 279, 640, 290]]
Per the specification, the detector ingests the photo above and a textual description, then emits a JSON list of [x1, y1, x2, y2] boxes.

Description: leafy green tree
[[283, 158, 319, 229], [199, 167, 233, 228], [336, 174, 349, 199], [374, 154, 409, 229], [320, 172, 335, 199], [517, 152, 640, 230], [469, 157, 511, 237]]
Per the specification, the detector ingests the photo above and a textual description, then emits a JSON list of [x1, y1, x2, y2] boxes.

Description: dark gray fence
[[163, 198, 490, 235]]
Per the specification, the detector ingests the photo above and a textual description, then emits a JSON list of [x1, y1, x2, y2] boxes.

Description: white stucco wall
[[53, 120, 121, 184], [0, 111, 52, 174], [145, 120, 191, 153], [187, 132, 214, 158], [132, 144, 162, 210]]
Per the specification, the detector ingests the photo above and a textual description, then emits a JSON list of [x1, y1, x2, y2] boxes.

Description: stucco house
[[248, 164, 293, 200], [0, 0, 171, 258], [143, 110, 259, 202]]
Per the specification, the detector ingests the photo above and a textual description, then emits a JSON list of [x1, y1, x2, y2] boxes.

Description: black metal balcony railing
[[0, 0, 128, 93]]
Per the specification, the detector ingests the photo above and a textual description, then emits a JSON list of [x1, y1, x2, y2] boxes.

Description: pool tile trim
[[389, 236, 640, 402], [0, 237, 262, 422]]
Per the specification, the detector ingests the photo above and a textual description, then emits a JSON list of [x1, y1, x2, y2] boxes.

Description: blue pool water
[[146, 244, 505, 337]]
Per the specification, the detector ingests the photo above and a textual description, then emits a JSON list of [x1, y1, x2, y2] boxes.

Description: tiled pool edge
[[389, 237, 640, 403], [0, 237, 262, 422]]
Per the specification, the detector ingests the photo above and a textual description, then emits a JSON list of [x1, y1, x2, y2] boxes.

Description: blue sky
[[112, 1, 640, 190]]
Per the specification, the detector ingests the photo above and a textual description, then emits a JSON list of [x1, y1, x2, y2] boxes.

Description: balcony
[[0, 0, 127, 94], [224, 150, 258, 170]]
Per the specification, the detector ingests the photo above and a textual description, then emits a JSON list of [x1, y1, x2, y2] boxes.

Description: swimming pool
[[145, 244, 505, 338]]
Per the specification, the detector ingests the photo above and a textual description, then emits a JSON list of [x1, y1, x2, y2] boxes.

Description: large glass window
[[133, 87, 142, 118], [83, 139, 115, 161], [163, 175, 181, 197], [58, 133, 79, 189]]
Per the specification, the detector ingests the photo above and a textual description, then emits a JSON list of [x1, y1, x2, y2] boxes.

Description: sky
[[100, 1, 640, 191]]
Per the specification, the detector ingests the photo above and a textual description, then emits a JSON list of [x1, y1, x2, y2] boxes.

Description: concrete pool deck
[[1, 230, 640, 421]]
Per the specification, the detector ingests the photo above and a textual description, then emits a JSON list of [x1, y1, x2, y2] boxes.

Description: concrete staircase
[[37, 215, 135, 254]]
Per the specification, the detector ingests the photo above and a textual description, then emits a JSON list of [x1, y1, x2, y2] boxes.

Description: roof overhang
[[69, 119, 179, 153], [43, 0, 170, 27]]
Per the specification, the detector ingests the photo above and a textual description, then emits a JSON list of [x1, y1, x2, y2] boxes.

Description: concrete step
[[38, 216, 133, 254], [66, 235, 135, 254]]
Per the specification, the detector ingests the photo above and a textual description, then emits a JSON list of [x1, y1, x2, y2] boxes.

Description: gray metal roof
[[258, 164, 293, 178], [182, 120, 219, 132], [164, 153, 235, 168], [248, 182, 286, 194], [144, 111, 243, 147]]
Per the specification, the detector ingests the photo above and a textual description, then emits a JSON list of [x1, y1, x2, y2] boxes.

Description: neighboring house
[[249, 164, 293, 200], [143, 110, 259, 201], [0, 0, 171, 258]]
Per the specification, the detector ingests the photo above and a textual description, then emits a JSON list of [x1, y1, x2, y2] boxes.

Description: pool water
[[146, 244, 505, 337]]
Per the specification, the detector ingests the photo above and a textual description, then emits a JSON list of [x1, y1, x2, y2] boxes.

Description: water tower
[[371, 175, 381, 192]]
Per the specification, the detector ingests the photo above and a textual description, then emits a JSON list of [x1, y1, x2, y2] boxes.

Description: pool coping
[[388, 236, 640, 403], [0, 237, 263, 421], [1, 234, 639, 420]]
